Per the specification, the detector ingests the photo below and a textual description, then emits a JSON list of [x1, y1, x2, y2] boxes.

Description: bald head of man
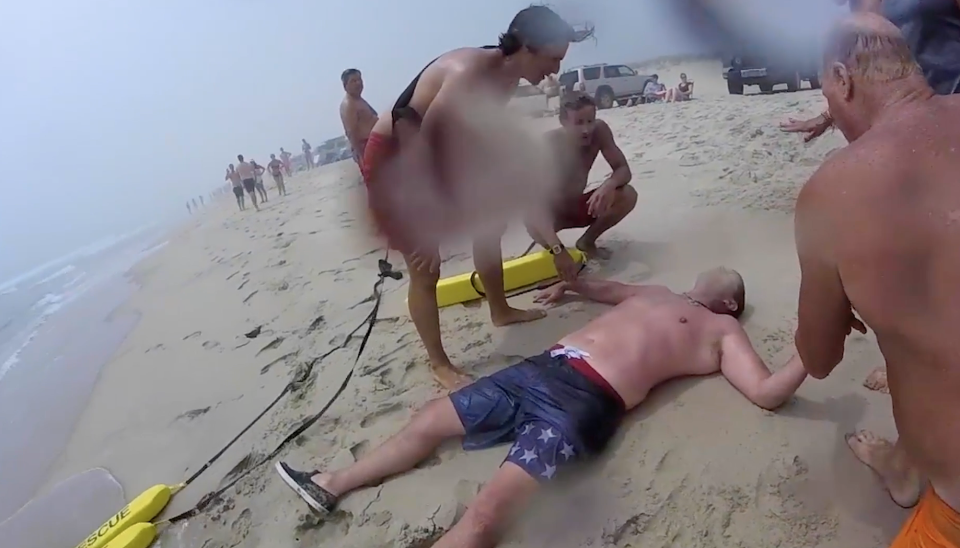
[[821, 13, 929, 141]]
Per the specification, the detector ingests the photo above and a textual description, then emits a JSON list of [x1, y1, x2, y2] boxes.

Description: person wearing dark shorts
[[276, 268, 811, 547]]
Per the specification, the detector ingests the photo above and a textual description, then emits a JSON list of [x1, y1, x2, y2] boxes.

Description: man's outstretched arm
[[719, 326, 808, 410], [541, 278, 642, 306]]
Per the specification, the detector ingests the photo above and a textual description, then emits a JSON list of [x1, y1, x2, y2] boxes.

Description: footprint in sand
[[145, 343, 165, 353], [230, 508, 252, 539], [176, 406, 211, 421], [359, 401, 407, 428], [183, 331, 202, 340], [349, 440, 370, 460], [202, 340, 221, 350]]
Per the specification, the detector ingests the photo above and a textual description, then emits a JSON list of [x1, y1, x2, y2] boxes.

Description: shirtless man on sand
[[339, 68, 379, 164], [359, 6, 592, 388], [794, 14, 960, 545], [277, 269, 808, 548], [225, 164, 245, 211], [526, 92, 637, 258], [235, 155, 259, 211]]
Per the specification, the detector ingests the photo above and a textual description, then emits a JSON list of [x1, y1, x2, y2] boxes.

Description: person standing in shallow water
[[357, 5, 593, 389], [339, 68, 379, 165]]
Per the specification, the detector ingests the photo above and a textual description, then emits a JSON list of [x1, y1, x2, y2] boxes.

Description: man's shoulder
[[799, 137, 901, 210]]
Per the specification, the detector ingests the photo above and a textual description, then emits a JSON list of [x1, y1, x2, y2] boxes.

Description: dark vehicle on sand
[[722, 49, 821, 95]]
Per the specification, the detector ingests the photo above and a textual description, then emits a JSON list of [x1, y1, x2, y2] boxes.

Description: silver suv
[[557, 63, 654, 109]]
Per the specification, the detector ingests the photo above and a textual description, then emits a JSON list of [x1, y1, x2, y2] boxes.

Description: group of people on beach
[[224, 150, 293, 212], [271, 4, 960, 547]]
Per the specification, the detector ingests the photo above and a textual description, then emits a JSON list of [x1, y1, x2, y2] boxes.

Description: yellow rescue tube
[[101, 522, 157, 548], [435, 248, 585, 308], [74, 483, 182, 548]]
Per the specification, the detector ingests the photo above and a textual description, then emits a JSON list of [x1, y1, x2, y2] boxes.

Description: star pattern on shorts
[[520, 424, 535, 435], [560, 442, 576, 460], [509, 444, 520, 456], [541, 463, 557, 479], [537, 427, 557, 444], [519, 449, 538, 464]]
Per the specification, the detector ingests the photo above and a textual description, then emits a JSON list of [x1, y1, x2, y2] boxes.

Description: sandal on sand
[[275, 461, 338, 514]]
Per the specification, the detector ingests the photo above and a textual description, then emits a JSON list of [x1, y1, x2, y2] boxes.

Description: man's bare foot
[[845, 430, 922, 508], [430, 362, 472, 390], [863, 367, 890, 394], [575, 237, 612, 260], [490, 306, 547, 327]]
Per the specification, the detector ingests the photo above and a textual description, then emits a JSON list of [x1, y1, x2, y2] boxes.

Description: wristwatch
[[549, 244, 565, 256]]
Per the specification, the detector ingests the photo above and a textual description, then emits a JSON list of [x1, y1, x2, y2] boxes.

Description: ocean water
[[0, 226, 171, 523]]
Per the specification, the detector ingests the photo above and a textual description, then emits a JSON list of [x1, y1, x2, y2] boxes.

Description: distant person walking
[[301, 139, 315, 169], [339, 68, 379, 165], [199, 195, 204, 207], [186, 201, 192, 214], [280, 148, 293, 176], [226, 164, 245, 211], [250, 159, 269, 203], [236, 155, 260, 211], [268, 153, 287, 196]]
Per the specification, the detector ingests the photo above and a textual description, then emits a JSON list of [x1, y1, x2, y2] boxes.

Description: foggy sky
[[0, 0, 842, 281]]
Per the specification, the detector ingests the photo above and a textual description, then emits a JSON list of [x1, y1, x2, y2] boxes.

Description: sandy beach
[[35, 58, 907, 548]]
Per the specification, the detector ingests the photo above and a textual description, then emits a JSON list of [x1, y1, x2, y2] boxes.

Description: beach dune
[[36, 58, 905, 548]]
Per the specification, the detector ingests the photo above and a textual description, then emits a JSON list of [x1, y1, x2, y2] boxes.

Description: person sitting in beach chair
[[276, 268, 808, 548], [642, 74, 668, 102], [525, 91, 637, 259], [667, 73, 694, 102]]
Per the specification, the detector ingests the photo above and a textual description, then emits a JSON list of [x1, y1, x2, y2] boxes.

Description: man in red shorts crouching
[[526, 91, 636, 259], [360, 6, 592, 389]]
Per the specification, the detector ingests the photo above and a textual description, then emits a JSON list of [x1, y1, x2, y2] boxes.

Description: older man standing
[[794, 14, 960, 546]]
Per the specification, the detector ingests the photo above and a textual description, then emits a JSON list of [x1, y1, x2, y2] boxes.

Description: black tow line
[[167, 251, 401, 523]]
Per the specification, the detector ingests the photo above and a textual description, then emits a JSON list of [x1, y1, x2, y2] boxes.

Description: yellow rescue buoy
[[101, 522, 157, 548], [74, 483, 183, 548], [433, 248, 586, 308]]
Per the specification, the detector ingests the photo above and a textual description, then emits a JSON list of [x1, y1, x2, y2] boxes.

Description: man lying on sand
[[794, 13, 960, 545], [525, 92, 636, 259], [359, 6, 591, 388], [277, 269, 808, 548]]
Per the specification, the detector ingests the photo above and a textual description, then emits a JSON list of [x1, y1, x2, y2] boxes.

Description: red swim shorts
[[553, 189, 597, 230], [361, 132, 417, 253]]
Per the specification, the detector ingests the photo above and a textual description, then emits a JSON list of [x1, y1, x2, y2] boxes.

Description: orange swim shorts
[[889, 487, 960, 548]]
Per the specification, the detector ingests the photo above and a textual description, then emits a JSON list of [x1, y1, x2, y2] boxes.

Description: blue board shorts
[[449, 346, 626, 481]]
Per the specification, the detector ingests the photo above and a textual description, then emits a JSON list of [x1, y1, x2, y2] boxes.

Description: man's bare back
[[795, 13, 960, 530]]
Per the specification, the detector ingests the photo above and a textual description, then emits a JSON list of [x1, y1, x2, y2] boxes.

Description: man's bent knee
[[616, 185, 639, 211]]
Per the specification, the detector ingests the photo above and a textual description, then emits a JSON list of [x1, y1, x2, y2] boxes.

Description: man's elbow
[[798, 347, 842, 379]]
